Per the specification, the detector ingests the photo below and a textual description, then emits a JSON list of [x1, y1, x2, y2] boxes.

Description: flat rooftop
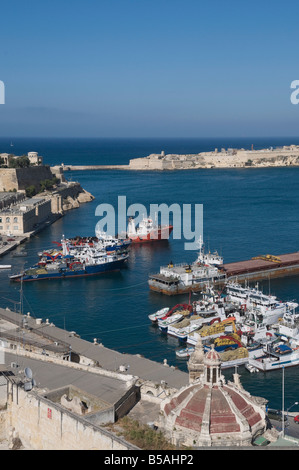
[[2, 351, 129, 406], [0, 308, 189, 390]]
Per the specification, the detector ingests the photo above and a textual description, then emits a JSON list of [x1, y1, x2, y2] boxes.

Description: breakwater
[[61, 165, 130, 171]]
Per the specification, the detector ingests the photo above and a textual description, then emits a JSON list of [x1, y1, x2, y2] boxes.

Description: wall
[[0, 166, 55, 192], [6, 383, 138, 450]]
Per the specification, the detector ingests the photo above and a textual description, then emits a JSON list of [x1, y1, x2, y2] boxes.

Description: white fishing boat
[[158, 313, 184, 332], [167, 319, 202, 341], [188, 308, 226, 327], [225, 281, 296, 326], [148, 240, 226, 295], [245, 363, 259, 373], [273, 307, 299, 347], [196, 236, 223, 266], [175, 346, 195, 358], [0, 265, 11, 269], [148, 307, 169, 323], [247, 342, 299, 371]]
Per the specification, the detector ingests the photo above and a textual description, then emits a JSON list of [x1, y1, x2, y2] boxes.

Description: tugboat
[[125, 216, 173, 243], [10, 239, 129, 282]]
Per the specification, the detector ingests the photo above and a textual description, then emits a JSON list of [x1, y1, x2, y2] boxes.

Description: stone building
[[0, 151, 43, 167], [160, 339, 268, 447], [0, 197, 52, 235]]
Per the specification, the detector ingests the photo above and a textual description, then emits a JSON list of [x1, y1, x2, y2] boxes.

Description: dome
[[205, 345, 221, 365], [160, 344, 267, 447]]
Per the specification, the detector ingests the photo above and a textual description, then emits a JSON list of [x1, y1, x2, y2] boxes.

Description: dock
[[149, 251, 299, 295]]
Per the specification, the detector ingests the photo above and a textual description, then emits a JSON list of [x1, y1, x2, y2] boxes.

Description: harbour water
[[1, 137, 299, 412]]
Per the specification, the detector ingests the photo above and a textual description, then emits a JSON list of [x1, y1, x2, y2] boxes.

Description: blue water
[[1, 136, 299, 412]]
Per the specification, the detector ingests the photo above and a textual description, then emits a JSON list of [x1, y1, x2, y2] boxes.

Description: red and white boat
[[126, 217, 173, 243]]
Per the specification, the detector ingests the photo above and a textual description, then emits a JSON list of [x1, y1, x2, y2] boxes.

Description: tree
[[9, 156, 30, 168], [25, 185, 36, 197]]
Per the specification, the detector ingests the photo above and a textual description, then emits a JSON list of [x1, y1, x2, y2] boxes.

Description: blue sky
[[0, 0, 299, 137]]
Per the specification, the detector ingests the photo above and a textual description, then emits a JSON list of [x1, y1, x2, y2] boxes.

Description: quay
[[149, 251, 299, 295]]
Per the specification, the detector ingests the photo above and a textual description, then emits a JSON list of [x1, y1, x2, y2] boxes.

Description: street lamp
[[287, 401, 299, 423]]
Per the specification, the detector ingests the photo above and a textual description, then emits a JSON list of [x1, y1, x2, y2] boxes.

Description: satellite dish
[[24, 367, 33, 380]]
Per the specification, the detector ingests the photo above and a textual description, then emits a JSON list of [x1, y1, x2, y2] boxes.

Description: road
[[270, 413, 299, 440]]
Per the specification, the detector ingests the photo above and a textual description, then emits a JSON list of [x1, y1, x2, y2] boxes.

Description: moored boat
[[175, 346, 195, 358], [247, 342, 299, 371], [125, 216, 173, 243], [158, 313, 184, 333], [10, 240, 129, 282], [148, 307, 169, 323]]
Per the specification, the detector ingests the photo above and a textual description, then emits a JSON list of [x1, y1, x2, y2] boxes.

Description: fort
[[0, 151, 94, 248], [128, 144, 299, 170], [59, 144, 299, 171]]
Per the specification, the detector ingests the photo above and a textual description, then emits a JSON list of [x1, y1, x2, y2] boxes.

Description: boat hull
[[10, 258, 127, 282], [129, 225, 173, 243], [248, 350, 299, 371]]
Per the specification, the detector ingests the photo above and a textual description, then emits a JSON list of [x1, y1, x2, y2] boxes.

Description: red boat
[[127, 217, 173, 243]]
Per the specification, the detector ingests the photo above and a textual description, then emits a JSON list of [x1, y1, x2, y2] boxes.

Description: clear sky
[[0, 0, 299, 137]]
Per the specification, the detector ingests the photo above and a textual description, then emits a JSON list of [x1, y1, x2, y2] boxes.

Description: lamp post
[[282, 364, 298, 437], [287, 401, 299, 424]]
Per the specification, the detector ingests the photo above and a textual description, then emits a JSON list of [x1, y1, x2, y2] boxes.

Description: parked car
[[294, 415, 299, 424], [267, 408, 287, 422]]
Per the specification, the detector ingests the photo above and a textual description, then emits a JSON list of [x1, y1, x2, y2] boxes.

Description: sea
[[1, 136, 299, 412]]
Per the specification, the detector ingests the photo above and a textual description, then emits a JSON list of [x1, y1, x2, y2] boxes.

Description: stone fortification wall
[[0, 166, 55, 192], [129, 146, 299, 170]]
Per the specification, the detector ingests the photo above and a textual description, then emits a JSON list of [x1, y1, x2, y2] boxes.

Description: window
[[13, 217, 18, 223], [5, 217, 10, 223]]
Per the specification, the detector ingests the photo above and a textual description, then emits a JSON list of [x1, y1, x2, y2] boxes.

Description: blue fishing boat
[[10, 239, 129, 282]]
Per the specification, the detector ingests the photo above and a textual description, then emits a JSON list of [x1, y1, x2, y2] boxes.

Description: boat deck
[[221, 251, 299, 281], [149, 251, 299, 295]]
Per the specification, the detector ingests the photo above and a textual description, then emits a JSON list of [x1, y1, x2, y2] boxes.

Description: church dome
[[160, 342, 267, 447], [205, 345, 221, 365]]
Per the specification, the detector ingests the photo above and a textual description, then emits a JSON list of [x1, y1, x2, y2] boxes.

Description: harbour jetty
[[60, 164, 129, 171], [59, 144, 299, 171]]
